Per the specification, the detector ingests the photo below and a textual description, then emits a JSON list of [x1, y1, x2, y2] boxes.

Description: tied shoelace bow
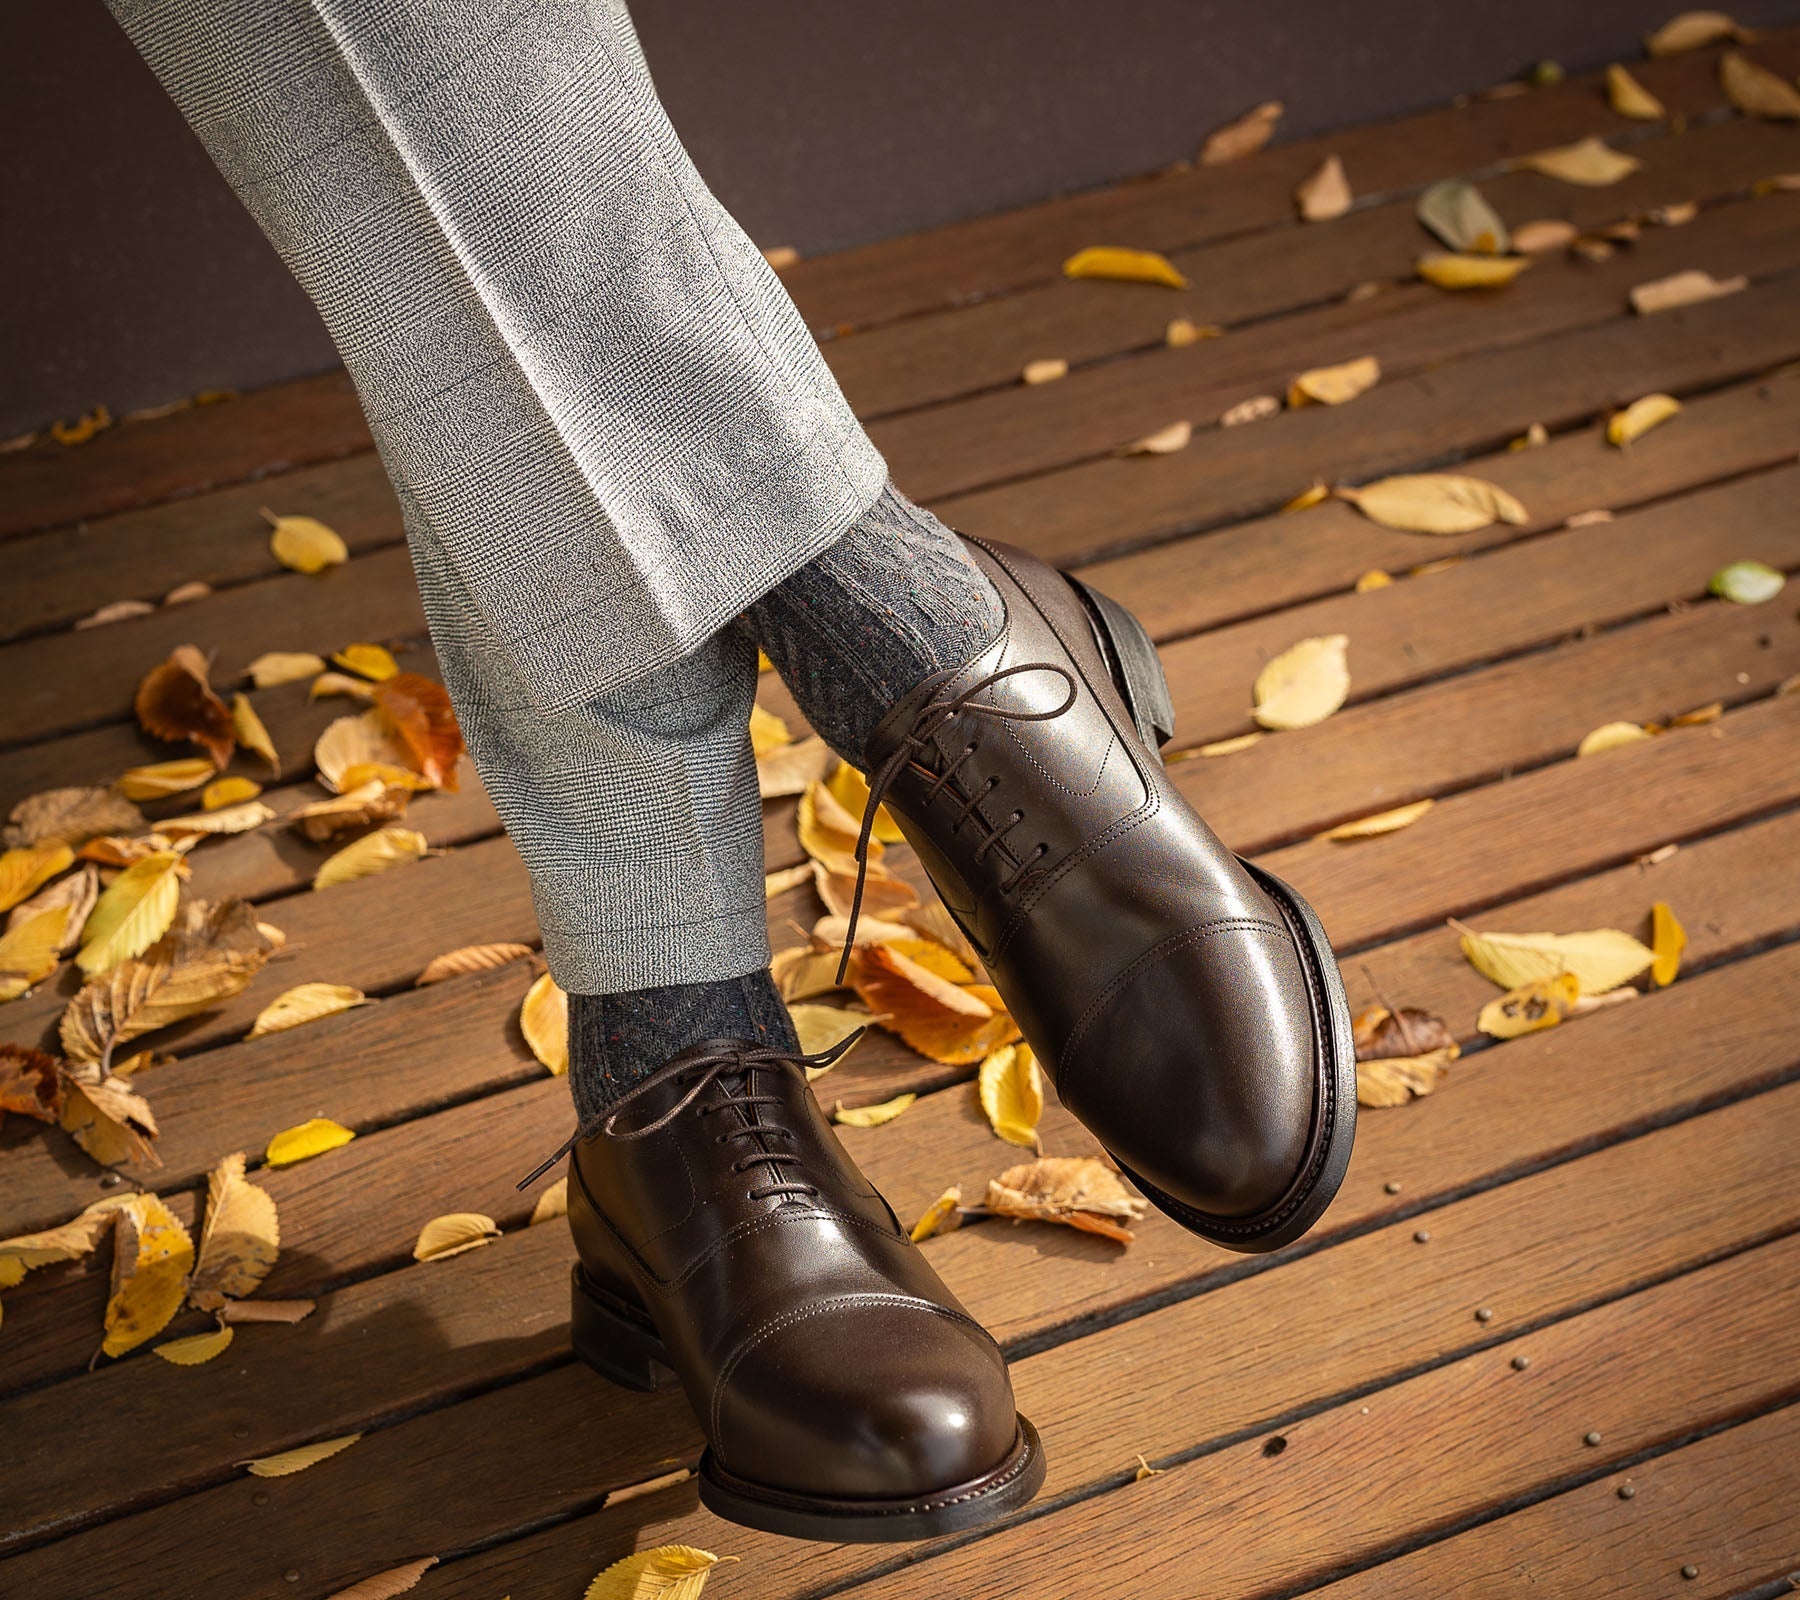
[[514, 1032, 865, 1192], [836, 661, 1077, 983]]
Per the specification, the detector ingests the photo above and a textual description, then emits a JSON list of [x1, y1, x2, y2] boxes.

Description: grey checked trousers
[[110, 0, 890, 991]]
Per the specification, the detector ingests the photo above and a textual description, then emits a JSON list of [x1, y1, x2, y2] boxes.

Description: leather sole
[[1068, 576, 1360, 1254], [568, 1266, 1049, 1541]]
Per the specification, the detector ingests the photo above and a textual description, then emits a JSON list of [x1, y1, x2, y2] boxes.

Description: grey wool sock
[[739, 481, 1006, 764], [567, 970, 799, 1125]]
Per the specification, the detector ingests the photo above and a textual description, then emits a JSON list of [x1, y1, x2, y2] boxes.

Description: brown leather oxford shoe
[[551, 1036, 1044, 1541], [849, 537, 1358, 1254]]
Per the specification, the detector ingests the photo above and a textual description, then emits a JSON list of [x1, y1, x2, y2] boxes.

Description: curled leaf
[[248, 983, 370, 1039], [1416, 252, 1531, 289], [1289, 356, 1380, 408], [1416, 180, 1510, 254], [1195, 732, 1264, 758], [1200, 100, 1282, 165], [136, 646, 234, 768], [116, 758, 217, 802], [102, 1192, 194, 1357], [0, 1042, 64, 1122], [788, 1002, 870, 1061], [0, 1194, 133, 1282], [1608, 393, 1682, 446], [1720, 48, 1800, 118], [416, 942, 534, 985], [247, 651, 326, 688], [288, 779, 413, 842], [313, 826, 429, 890], [797, 779, 874, 875], [1519, 137, 1641, 185], [265, 1117, 356, 1168], [1606, 62, 1667, 118], [986, 1156, 1146, 1243], [1296, 154, 1352, 220], [314, 711, 424, 795], [1120, 420, 1193, 458], [413, 1212, 500, 1262], [373, 674, 464, 790], [1062, 247, 1188, 289], [909, 1186, 965, 1243], [1647, 10, 1751, 54], [1252, 634, 1350, 731], [1477, 972, 1581, 1039], [530, 1177, 570, 1226], [1352, 1004, 1457, 1062], [1651, 902, 1687, 986], [835, 1093, 917, 1127], [264, 509, 348, 574], [1338, 473, 1527, 534], [1578, 720, 1655, 756], [520, 971, 569, 1075], [849, 944, 1019, 1065], [1321, 798, 1434, 840]]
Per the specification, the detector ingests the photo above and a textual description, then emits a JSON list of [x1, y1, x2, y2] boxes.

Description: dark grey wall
[[6, 0, 1800, 438]]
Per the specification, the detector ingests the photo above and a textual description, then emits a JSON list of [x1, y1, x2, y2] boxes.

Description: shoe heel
[[570, 1265, 675, 1392], [1067, 575, 1177, 751]]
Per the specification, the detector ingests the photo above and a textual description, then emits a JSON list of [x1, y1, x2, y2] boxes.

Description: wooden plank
[[6, 925, 1795, 1484], [1153, 462, 1800, 750], [1075, 366, 1800, 644], [10, 1062, 1795, 1592], [1306, 1404, 1800, 1600], [796, 1238, 1800, 1600], [832, 116, 1800, 419], [874, 191, 1800, 500], [0, 373, 370, 540], [943, 275, 1800, 567], [776, 36, 1800, 336]]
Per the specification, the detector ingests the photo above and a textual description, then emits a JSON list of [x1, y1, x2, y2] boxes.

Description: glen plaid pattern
[[110, 0, 889, 988]]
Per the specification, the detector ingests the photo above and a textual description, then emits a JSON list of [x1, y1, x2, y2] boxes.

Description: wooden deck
[[4, 33, 1800, 1599]]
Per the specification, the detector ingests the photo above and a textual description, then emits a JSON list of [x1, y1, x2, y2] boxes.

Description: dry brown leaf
[[1296, 154, 1352, 220], [1022, 358, 1069, 385], [247, 651, 327, 688], [1119, 418, 1193, 456], [288, 779, 413, 842], [413, 1212, 500, 1261], [314, 711, 424, 795], [1520, 137, 1642, 185], [1511, 219, 1580, 254], [0, 840, 75, 913], [1201, 100, 1282, 164], [909, 1186, 964, 1243], [264, 509, 348, 574], [756, 734, 836, 799], [0, 905, 68, 1002], [521, 971, 569, 1075], [1288, 355, 1380, 407], [1647, 10, 1751, 54], [1356, 1049, 1455, 1107], [323, 1558, 440, 1600], [103, 1191, 194, 1356], [1062, 247, 1188, 288], [416, 942, 534, 985], [266, 1117, 356, 1167], [1219, 394, 1281, 427], [60, 897, 277, 1068], [189, 1150, 280, 1309], [0, 1195, 131, 1286], [986, 1156, 1146, 1243], [1252, 634, 1350, 730], [0, 1042, 64, 1123], [1352, 1003, 1458, 1063], [218, 1297, 316, 1325], [58, 1061, 161, 1167], [812, 860, 919, 921], [248, 982, 370, 1039], [848, 943, 1019, 1065], [373, 674, 464, 790], [834, 1092, 917, 1128], [1629, 267, 1748, 313], [313, 826, 429, 890], [1720, 48, 1800, 117], [978, 1042, 1044, 1148], [770, 944, 847, 1001], [244, 1434, 361, 1477], [115, 758, 218, 802], [1608, 392, 1682, 445], [1477, 972, 1581, 1039], [77, 850, 186, 975], [136, 646, 234, 769], [1338, 473, 1527, 534], [1416, 252, 1531, 289], [1416, 180, 1510, 254], [583, 1546, 730, 1600], [1651, 901, 1688, 986], [1321, 798, 1434, 840], [530, 1176, 570, 1226], [6, 787, 145, 849], [1605, 62, 1666, 119]]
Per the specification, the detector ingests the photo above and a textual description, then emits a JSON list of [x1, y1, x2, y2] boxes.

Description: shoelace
[[837, 661, 1077, 982], [514, 1032, 864, 1193]]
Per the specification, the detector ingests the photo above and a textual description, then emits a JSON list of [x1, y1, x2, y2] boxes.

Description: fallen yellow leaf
[[413, 1212, 500, 1261], [102, 1191, 195, 1357], [1252, 634, 1350, 730], [332, 643, 401, 681], [1577, 720, 1655, 756], [314, 711, 425, 794], [1519, 136, 1641, 185], [986, 1156, 1146, 1243], [1608, 392, 1682, 446], [1289, 355, 1380, 407], [154, 1324, 236, 1365], [0, 1194, 134, 1283], [978, 1042, 1044, 1149], [1283, 482, 1331, 512], [756, 734, 836, 799], [159, 800, 277, 840], [1477, 972, 1581, 1039], [1195, 732, 1264, 758], [1200, 100, 1282, 164], [190, 1151, 280, 1309], [1651, 901, 1687, 986], [313, 826, 429, 890], [116, 758, 217, 801], [265, 509, 348, 574], [201, 776, 263, 810], [748, 702, 791, 757], [1337, 473, 1528, 534], [770, 944, 848, 1001], [77, 851, 185, 975], [1416, 179, 1510, 254], [1629, 268, 1748, 314], [1416, 252, 1531, 289], [1720, 48, 1800, 118], [1219, 394, 1281, 427], [825, 762, 904, 844], [1511, 219, 1580, 254], [584, 1546, 730, 1600], [1457, 925, 1657, 992], [416, 942, 534, 985], [265, 1116, 356, 1168], [1120, 420, 1192, 456], [530, 1177, 569, 1226], [1647, 10, 1751, 54], [797, 778, 874, 875], [1606, 62, 1667, 118], [1062, 246, 1188, 289], [1321, 798, 1435, 840], [1354, 570, 1394, 592], [1023, 357, 1069, 385], [788, 1002, 870, 1061], [1356, 1049, 1455, 1108], [288, 779, 412, 842], [248, 982, 370, 1039], [322, 1557, 440, 1600], [1165, 317, 1221, 348], [243, 1434, 362, 1477], [0, 842, 75, 917], [910, 1186, 964, 1242], [51, 405, 112, 446], [849, 945, 1018, 1065], [1296, 153, 1352, 220], [0, 905, 70, 1001], [520, 971, 569, 1075], [247, 651, 327, 688], [834, 1092, 917, 1127]]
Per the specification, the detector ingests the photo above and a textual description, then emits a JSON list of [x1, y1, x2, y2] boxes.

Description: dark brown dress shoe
[[540, 1036, 1044, 1541], [849, 537, 1357, 1254]]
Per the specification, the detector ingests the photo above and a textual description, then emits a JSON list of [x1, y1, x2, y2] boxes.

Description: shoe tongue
[[863, 666, 960, 771]]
